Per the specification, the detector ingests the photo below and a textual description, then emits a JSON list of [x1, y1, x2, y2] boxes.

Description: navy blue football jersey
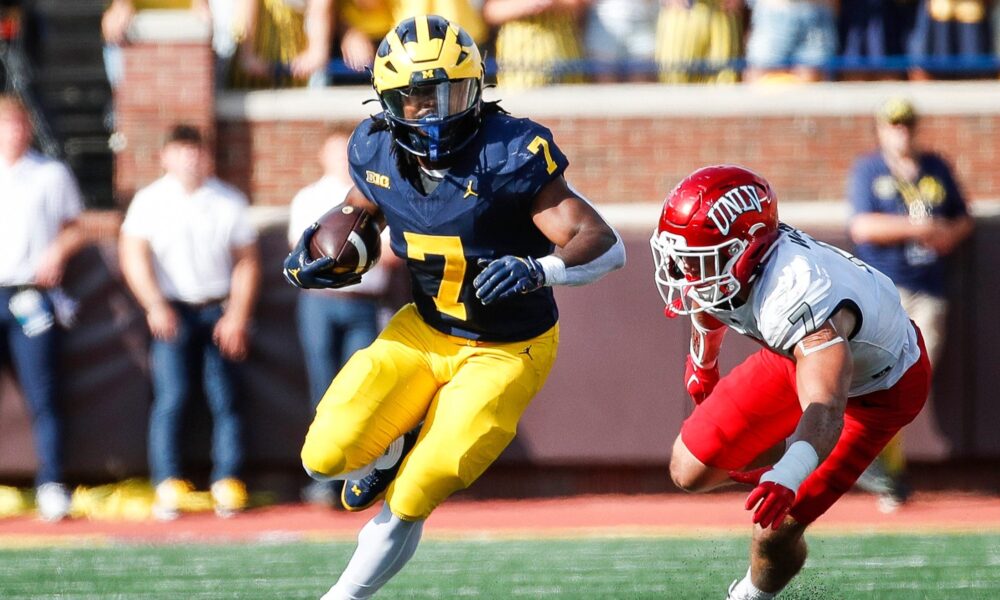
[[348, 111, 568, 342]]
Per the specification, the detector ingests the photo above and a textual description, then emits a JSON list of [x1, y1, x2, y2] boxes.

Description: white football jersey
[[709, 224, 921, 397]]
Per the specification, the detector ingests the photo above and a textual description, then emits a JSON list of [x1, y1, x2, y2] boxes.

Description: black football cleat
[[341, 428, 419, 512]]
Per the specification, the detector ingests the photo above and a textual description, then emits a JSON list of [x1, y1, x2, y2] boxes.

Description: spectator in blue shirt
[[847, 97, 974, 512]]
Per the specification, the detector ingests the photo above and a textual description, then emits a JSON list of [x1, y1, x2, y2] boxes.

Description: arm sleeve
[[537, 185, 626, 287], [539, 233, 626, 287]]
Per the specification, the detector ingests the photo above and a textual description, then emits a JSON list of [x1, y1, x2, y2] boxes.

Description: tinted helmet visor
[[381, 79, 479, 123]]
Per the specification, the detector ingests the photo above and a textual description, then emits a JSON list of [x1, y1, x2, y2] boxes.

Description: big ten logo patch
[[366, 171, 391, 189]]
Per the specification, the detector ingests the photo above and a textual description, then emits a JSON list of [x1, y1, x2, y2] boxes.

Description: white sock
[[727, 568, 776, 600], [321, 503, 424, 600]]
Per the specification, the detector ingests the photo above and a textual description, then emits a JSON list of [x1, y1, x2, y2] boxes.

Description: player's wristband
[[536, 235, 626, 287], [759, 441, 819, 494], [537, 254, 567, 286]]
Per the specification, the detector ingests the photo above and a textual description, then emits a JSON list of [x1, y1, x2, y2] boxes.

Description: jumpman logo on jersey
[[519, 345, 533, 360], [464, 179, 478, 198]]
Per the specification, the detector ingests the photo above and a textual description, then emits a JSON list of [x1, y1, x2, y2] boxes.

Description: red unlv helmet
[[650, 165, 779, 314]]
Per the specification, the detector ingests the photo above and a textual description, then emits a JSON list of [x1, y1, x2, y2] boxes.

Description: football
[[308, 205, 382, 275]]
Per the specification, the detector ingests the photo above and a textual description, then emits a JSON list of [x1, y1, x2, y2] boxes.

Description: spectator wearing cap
[[846, 98, 974, 511], [119, 124, 261, 520], [0, 94, 87, 522]]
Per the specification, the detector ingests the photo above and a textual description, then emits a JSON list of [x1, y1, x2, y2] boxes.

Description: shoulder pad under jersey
[[479, 113, 568, 178], [347, 117, 388, 170], [755, 240, 837, 352]]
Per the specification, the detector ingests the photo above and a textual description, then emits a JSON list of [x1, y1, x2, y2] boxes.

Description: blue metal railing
[[250, 54, 1000, 88], [477, 55, 1000, 78]]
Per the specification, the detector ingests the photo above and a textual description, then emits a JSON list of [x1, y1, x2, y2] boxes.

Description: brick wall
[[215, 112, 1000, 208], [114, 14, 214, 203], [217, 120, 326, 207]]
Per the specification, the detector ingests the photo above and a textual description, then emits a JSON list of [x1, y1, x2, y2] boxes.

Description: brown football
[[308, 205, 382, 275]]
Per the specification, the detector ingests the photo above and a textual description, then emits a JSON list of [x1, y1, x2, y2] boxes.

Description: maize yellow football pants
[[301, 304, 559, 520]]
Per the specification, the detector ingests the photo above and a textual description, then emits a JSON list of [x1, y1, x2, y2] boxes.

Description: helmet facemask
[[650, 230, 747, 314], [380, 77, 482, 162]]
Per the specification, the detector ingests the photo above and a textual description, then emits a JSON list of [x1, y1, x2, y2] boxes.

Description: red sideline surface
[[1, 492, 998, 545]]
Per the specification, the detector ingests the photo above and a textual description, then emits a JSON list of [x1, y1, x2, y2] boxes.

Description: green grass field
[[1, 533, 998, 599]]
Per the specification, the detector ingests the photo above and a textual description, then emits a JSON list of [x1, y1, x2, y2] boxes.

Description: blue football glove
[[473, 256, 546, 305], [283, 223, 362, 290]]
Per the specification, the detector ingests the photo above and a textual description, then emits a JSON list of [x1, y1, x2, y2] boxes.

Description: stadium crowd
[[102, 0, 1000, 88]]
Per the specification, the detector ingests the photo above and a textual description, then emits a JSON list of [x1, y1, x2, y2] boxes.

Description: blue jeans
[[297, 293, 380, 407], [297, 293, 380, 499], [746, 3, 838, 68], [148, 302, 243, 484], [0, 288, 63, 485]]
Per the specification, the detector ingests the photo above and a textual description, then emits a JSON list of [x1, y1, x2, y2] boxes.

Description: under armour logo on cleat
[[519, 345, 533, 360], [351, 484, 362, 496]]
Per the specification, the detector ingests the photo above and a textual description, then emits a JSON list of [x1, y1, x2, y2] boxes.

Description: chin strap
[[729, 229, 780, 287]]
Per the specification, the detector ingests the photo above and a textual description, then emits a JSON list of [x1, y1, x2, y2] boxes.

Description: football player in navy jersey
[[283, 15, 625, 599]]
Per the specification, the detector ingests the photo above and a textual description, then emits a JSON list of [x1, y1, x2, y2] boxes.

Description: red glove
[[684, 355, 719, 405], [730, 467, 796, 530], [664, 297, 684, 319]]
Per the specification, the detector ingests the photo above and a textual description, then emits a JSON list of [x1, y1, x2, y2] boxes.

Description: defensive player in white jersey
[[650, 165, 931, 599]]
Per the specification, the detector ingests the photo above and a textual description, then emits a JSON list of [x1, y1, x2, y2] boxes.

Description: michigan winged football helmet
[[650, 165, 780, 314], [373, 15, 484, 161]]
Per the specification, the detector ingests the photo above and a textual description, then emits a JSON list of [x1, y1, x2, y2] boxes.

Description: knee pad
[[300, 435, 347, 480], [302, 431, 383, 482]]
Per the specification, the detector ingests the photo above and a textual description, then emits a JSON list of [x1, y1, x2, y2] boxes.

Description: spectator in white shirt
[[119, 124, 261, 520], [0, 94, 87, 522]]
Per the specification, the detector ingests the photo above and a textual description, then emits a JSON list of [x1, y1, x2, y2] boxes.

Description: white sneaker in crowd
[[152, 478, 194, 521], [36, 482, 71, 522], [211, 478, 248, 518]]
